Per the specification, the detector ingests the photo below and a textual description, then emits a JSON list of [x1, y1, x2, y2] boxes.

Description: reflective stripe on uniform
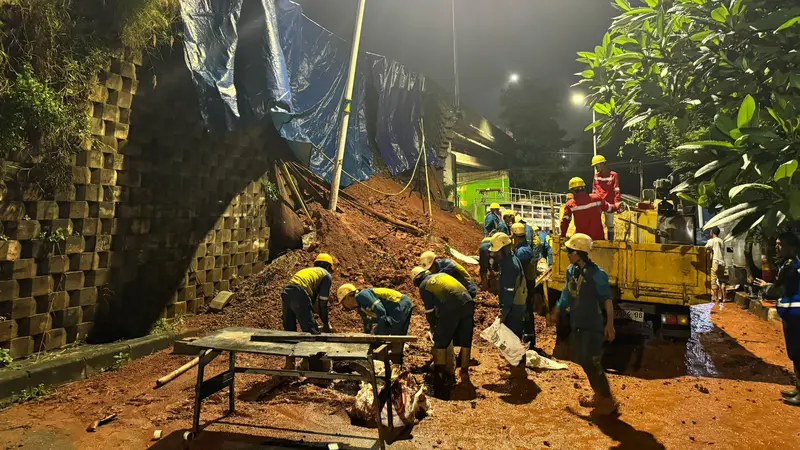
[[570, 201, 601, 212], [318, 296, 328, 301], [505, 288, 514, 291], [595, 176, 613, 181], [425, 308, 435, 313], [777, 302, 800, 308], [614, 187, 620, 191]]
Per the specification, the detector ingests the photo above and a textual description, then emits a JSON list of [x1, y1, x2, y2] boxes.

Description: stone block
[[7, 336, 33, 359], [215, 280, 230, 292], [85, 235, 112, 253], [103, 153, 125, 170], [69, 253, 97, 272], [100, 219, 117, 235], [90, 169, 117, 186], [81, 304, 96, 322], [0, 280, 19, 301], [166, 302, 186, 319], [85, 269, 109, 287], [89, 85, 108, 103], [69, 287, 97, 307], [177, 286, 196, 303], [26, 201, 59, 220], [66, 322, 92, 344], [39, 255, 69, 274], [99, 104, 120, 122], [202, 282, 214, 297], [76, 185, 102, 202], [19, 276, 53, 297], [64, 236, 85, 254], [0, 297, 36, 320], [75, 151, 104, 169], [53, 184, 76, 201], [110, 122, 129, 140], [74, 219, 100, 236], [1, 259, 36, 279], [72, 167, 92, 184], [0, 319, 18, 342], [89, 202, 115, 219], [58, 201, 89, 219], [62, 271, 85, 291], [33, 328, 66, 351], [103, 185, 122, 203], [3, 221, 40, 241], [108, 89, 133, 109], [208, 291, 235, 312], [18, 313, 52, 336], [101, 72, 123, 91], [0, 202, 26, 221], [37, 291, 69, 312], [53, 307, 82, 328], [238, 263, 252, 277], [96, 252, 112, 269]]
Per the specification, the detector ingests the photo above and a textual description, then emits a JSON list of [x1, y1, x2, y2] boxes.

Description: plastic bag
[[480, 317, 528, 366], [349, 366, 429, 428], [525, 350, 568, 370]]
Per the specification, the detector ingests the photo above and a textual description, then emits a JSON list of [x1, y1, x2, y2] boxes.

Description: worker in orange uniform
[[561, 177, 618, 242], [591, 155, 621, 241]]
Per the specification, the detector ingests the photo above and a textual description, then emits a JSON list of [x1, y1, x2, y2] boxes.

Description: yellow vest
[[289, 267, 329, 297], [372, 288, 405, 303]]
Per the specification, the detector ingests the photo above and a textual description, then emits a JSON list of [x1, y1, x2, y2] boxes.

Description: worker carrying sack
[[480, 316, 528, 366]]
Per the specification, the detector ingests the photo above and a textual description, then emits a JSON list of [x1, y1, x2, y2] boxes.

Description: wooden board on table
[[188, 328, 372, 360]]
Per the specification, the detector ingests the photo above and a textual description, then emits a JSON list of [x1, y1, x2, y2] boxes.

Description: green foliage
[[40, 228, 66, 243], [261, 179, 279, 201], [112, 352, 131, 370], [150, 317, 176, 334], [7, 384, 51, 405], [0, 348, 13, 367], [576, 0, 800, 236]]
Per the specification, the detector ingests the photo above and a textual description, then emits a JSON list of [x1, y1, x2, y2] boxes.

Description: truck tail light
[[661, 314, 689, 326]]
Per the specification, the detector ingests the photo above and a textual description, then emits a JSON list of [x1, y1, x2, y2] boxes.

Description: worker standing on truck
[[420, 251, 478, 298], [550, 233, 618, 415], [754, 231, 800, 406], [484, 203, 507, 236], [512, 223, 538, 347], [705, 227, 727, 309], [411, 267, 475, 397], [561, 177, 618, 242], [337, 284, 413, 365], [490, 233, 528, 341], [592, 155, 621, 241]]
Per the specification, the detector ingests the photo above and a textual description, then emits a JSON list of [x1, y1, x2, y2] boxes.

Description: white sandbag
[[525, 350, 568, 370], [480, 317, 528, 366]]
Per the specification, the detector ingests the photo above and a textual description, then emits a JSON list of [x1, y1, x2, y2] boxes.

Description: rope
[[421, 115, 433, 228], [311, 142, 425, 197]]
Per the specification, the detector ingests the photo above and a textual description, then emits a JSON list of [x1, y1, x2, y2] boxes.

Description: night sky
[[294, 0, 617, 135]]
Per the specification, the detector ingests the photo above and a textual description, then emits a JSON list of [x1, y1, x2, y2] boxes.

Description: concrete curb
[[0, 328, 200, 403]]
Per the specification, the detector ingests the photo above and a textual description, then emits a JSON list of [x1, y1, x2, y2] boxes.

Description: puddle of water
[[685, 304, 718, 377]]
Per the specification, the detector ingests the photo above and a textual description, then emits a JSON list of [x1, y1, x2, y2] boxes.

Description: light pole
[[451, 0, 460, 108], [571, 93, 597, 156], [508, 73, 520, 84]]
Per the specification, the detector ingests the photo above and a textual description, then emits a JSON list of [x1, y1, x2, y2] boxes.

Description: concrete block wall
[[0, 48, 275, 356]]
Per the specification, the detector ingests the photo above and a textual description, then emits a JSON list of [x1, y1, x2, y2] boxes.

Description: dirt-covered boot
[[593, 395, 620, 416]]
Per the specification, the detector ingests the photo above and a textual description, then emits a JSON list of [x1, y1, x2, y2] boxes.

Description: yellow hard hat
[[490, 233, 512, 252], [502, 209, 515, 218], [511, 223, 526, 237], [591, 155, 607, 166], [419, 251, 437, 269], [489, 202, 501, 210], [565, 233, 593, 253], [337, 283, 357, 301], [410, 266, 429, 283], [315, 253, 335, 270], [567, 193, 574, 200], [569, 177, 586, 190], [515, 215, 523, 223]]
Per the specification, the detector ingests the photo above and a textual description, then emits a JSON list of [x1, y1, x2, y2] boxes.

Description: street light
[[571, 92, 597, 157], [509, 73, 520, 84]]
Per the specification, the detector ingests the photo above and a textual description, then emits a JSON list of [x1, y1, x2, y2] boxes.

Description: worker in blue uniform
[[490, 233, 528, 341], [511, 223, 538, 347], [502, 209, 516, 234], [419, 251, 478, 298], [515, 215, 535, 244], [484, 202, 507, 236], [550, 233, 618, 415], [338, 284, 413, 365], [411, 266, 475, 398], [755, 231, 800, 406], [478, 235, 496, 289]]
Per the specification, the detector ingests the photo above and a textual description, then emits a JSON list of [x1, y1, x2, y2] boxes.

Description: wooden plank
[[248, 331, 417, 344], [234, 367, 367, 381], [188, 328, 372, 359]]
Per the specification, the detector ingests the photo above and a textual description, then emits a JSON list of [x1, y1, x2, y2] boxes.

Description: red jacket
[[561, 191, 617, 241], [593, 170, 621, 204]]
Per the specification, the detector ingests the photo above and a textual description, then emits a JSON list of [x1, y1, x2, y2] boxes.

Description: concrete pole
[[452, 0, 460, 108], [329, 0, 367, 212], [592, 109, 597, 157]]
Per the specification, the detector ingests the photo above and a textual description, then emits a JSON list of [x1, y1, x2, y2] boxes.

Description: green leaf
[[677, 140, 735, 150], [774, 160, 798, 181], [677, 193, 697, 204], [644, 0, 658, 7], [593, 103, 612, 115], [728, 183, 773, 200], [581, 69, 595, 78], [613, 36, 639, 45], [670, 180, 692, 194], [776, 16, 800, 32], [695, 160, 722, 178], [623, 113, 650, 129], [704, 203, 760, 230], [715, 114, 737, 136], [689, 30, 712, 41], [614, 0, 632, 11], [737, 94, 756, 129], [577, 51, 596, 59], [647, 116, 657, 130], [624, 7, 656, 16], [584, 120, 602, 132], [711, 6, 729, 23]]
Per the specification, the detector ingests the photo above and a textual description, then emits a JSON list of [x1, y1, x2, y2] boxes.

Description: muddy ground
[[1, 176, 799, 449]]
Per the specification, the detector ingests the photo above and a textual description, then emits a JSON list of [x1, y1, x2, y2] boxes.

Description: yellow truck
[[547, 207, 712, 339]]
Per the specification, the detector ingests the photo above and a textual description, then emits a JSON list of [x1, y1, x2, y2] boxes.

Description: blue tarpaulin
[[179, 0, 437, 186]]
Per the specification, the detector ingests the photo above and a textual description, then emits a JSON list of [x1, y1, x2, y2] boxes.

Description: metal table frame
[[188, 330, 398, 450]]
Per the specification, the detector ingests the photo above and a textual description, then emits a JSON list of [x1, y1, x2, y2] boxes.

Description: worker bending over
[[420, 251, 478, 298], [591, 155, 621, 241], [411, 267, 475, 398], [561, 177, 618, 242], [550, 234, 618, 415], [490, 233, 528, 342], [484, 203, 508, 236], [282, 253, 334, 334], [338, 284, 413, 365], [511, 224, 538, 347]]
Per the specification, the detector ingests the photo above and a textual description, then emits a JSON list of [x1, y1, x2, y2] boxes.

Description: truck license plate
[[614, 309, 644, 322]]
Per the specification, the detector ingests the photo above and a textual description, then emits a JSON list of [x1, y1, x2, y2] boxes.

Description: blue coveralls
[[557, 261, 613, 397], [432, 258, 478, 298], [533, 230, 553, 266], [281, 267, 331, 333], [764, 256, 800, 385], [524, 224, 535, 244], [479, 237, 494, 280], [497, 251, 527, 339], [484, 212, 508, 236], [419, 273, 475, 349], [515, 241, 538, 345], [354, 288, 414, 336]]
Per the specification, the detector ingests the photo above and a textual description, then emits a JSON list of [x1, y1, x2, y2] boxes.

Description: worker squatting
[[278, 155, 625, 415]]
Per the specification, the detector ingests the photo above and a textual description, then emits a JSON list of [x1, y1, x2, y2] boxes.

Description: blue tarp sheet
[[179, 0, 437, 186]]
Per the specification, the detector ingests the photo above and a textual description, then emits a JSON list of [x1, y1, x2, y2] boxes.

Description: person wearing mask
[[754, 232, 800, 406], [705, 226, 727, 308], [337, 284, 413, 365], [511, 223, 538, 347], [561, 177, 619, 242], [419, 251, 478, 298], [484, 203, 507, 236], [411, 267, 475, 397], [591, 155, 621, 241], [550, 233, 618, 415]]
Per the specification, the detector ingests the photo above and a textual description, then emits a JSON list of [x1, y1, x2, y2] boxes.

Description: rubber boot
[[459, 347, 472, 383], [607, 229, 615, 242], [445, 344, 456, 378], [432, 348, 450, 399], [781, 370, 800, 398], [783, 393, 800, 406], [594, 395, 619, 415]]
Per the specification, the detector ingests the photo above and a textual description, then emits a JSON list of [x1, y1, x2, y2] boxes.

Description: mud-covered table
[[186, 327, 416, 449]]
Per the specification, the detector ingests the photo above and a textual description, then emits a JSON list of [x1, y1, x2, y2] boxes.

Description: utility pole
[[329, 0, 367, 212], [451, 0, 460, 108], [592, 110, 597, 157]]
